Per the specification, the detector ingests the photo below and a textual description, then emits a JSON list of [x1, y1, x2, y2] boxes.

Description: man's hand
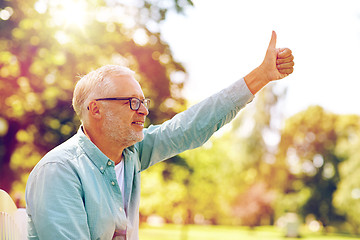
[[244, 31, 294, 94], [262, 31, 294, 81]]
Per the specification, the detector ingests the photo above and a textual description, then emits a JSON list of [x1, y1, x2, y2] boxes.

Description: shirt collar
[[77, 126, 110, 174], [76, 126, 136, 173], [125, 144, 135, 154]]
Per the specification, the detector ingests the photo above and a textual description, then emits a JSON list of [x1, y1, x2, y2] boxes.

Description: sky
[[160, 0, 360, 118]]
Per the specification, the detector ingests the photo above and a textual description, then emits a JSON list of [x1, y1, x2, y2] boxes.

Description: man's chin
[[136, 133, 144, 142], [130, 132, 144, 144]]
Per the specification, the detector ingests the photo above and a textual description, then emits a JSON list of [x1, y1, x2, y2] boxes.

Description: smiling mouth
[[132, 121, 144, 126]]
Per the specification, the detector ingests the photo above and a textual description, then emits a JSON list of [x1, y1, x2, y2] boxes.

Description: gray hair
[[72, 65, 135, 123]]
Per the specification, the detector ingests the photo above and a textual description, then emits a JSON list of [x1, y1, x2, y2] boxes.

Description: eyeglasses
[[88, 97, 150, 111]]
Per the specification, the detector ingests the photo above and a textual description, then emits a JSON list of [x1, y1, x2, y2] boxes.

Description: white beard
[[102, 111, 144, 147]]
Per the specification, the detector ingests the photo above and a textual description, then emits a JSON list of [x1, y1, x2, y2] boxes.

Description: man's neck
[[82, 126, 124, 165]]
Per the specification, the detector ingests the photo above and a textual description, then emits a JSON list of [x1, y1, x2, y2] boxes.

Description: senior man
[[25, 31, 294, 239]]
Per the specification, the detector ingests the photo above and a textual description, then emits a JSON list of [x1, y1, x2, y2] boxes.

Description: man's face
[[100, 75, 149, 147]]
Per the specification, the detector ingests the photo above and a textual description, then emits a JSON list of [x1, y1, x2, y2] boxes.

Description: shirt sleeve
[[137, 78, 254, 171], [26, 161, 91, 239]]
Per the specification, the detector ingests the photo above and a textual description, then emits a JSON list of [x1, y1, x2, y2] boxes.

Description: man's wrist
[[244, 67, 269, 95]]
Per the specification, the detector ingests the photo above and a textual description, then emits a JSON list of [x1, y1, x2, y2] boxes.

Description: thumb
[[268, 31, 277, 50]]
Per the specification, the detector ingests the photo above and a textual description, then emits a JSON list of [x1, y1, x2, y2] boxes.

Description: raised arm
[[138, 31, 294, 170], [138, 78, 254, 170]]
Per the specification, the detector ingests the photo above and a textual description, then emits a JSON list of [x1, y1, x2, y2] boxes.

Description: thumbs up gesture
[[244, 31, 294, 94], [264, 31, 294, 80]]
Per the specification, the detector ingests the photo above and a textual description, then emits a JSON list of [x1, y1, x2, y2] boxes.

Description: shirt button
[[119, 207, 123, 212], [100, 166, 104, 171], [111, 181, 115, 186], [107, 161, 112, 166]]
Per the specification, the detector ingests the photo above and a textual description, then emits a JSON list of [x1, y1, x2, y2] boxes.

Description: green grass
[[139, 224, 360, 240]]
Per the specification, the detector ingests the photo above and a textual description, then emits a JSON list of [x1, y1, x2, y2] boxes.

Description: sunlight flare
[[36, 0, 89, 29]]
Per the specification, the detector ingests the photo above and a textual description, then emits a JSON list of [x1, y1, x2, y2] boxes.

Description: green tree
[[276, 106, 350, 228], [0, 0, 193, 202], [140, 155, 193, 223], [333, 115, 360, 233]]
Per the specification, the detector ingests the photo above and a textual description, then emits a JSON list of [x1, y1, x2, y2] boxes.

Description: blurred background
[[1, 0, 360, 238]]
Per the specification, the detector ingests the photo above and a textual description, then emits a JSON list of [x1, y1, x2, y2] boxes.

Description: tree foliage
[[276, 106, 360, 231], [332, 115, 360, 233], [0, 0, 193, 200]]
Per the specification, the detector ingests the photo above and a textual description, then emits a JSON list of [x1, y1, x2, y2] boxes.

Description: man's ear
[[87, 101, 101, 119]]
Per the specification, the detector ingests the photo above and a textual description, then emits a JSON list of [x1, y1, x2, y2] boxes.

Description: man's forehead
[[109, 75, 144, 96]]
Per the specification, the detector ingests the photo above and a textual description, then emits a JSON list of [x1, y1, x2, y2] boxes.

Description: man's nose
[[137, 103, 149, 116]]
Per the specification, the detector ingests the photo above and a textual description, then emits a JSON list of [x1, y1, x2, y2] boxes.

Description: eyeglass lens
[[130, 99, 140, 110], [130, 98, 149, 110]]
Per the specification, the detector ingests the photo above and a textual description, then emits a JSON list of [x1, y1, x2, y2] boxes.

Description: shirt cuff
[[225, 78, 255, 109]]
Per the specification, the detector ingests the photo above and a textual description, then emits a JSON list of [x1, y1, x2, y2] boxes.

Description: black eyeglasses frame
[[87, 97, 150, 111]]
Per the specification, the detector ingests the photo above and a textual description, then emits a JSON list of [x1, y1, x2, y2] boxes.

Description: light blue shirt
[[25, 78, 254, 240]]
